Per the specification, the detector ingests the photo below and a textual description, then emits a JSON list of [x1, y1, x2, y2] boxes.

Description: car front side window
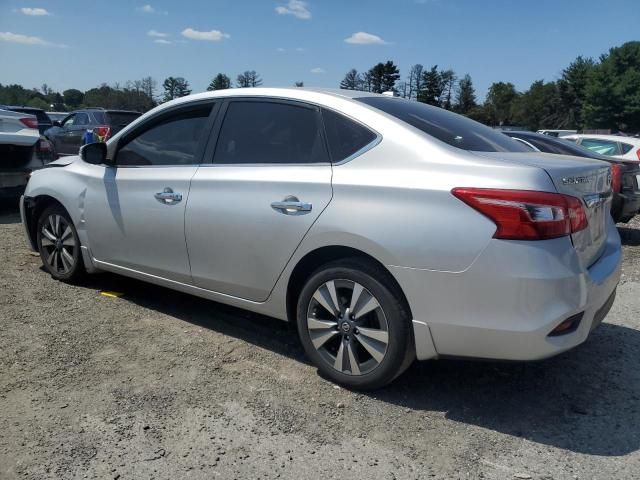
[[61, 114, 75, 128], [115, 105, 213, 166]]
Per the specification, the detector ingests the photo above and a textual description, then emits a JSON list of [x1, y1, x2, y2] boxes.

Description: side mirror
[[80, 142, 110, 165], [53, 120, 61, 127]]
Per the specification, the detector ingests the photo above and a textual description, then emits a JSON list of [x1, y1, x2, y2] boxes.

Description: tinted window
[[357, 97, 530, 152], [579, 138, 620, 156], [213, 101, 328, 164], [106, 111, 142, 128], [516, 135, 607, 159], [621, 142, 634, 154], [322, 108, 377, 162], [116, 106, 212, 166], [61, 114, 76, 127], [74, 112, 89, 125]]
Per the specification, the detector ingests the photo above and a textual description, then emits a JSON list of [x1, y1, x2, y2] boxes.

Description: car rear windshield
[[105, 111, 141, 127], [356, 97, 530, 153], [513, 134, 607, 159]]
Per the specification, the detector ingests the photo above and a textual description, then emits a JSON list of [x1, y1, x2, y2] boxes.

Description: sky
[[1, 0, 639, 100]]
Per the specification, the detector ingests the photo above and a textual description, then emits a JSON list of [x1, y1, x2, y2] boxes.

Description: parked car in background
[[564, 134, 640, 161], [504, 131, 640, 223], [0, 109, 55, 198], [537, 129, 577, 137], [45, 108, 141, 156], [21, 89, 621, 389], [0, 105, 52, 135], [46, 112, 68, 123]]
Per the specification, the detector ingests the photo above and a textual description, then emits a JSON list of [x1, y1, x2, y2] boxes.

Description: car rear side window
[[74, 112, 89, 126], [621, 142, 634, 154], [106, 112, 142, 128], [213, 101, 328, 164], [579, 138, 620, 156], [115, 105, 212, 166], [322, 108, 377, 162], [357, 97, 530, 152]]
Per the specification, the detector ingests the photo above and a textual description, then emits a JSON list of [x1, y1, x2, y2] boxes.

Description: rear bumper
[[391, 220, 622, 361]]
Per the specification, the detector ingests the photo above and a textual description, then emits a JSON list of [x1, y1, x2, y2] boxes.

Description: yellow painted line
[[100, 291, 124, 298]]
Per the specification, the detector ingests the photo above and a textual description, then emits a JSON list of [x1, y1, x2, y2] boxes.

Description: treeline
[[0, 70, 267, 113], [340, 41, 640, 133]]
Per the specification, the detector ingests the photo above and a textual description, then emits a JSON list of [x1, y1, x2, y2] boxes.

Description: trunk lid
[[473, 152, 612, 267]]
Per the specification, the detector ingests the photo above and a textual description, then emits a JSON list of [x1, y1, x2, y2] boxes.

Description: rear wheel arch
[[286, 245, 413, 325]]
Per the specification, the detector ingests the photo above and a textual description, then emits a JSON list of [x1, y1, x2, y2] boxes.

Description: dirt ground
[[1, 198, 639, 480]]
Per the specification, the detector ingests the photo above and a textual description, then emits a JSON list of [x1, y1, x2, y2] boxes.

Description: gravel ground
[[1, 198, 639, 480]]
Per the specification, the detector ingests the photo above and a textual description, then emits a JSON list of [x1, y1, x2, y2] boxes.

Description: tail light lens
[[19, 117, 38, 129], [636, 148, 640, 162], [94, 125, 111, 141], [452, 188, 588, 240], [610, 164, 622, 193]]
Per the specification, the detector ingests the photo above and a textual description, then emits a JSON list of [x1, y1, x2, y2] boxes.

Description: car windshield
[[357, 96, 530, 152]]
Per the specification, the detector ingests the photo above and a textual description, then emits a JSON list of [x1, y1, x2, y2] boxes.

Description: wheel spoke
[[60, 248, 74, 271], [310, 329, 338, 349], [308, 317, 337, 330], [326, 281, 340, 315], [349, 282, 364, 313], [48, 216, 57, 237], [313, 287, 339, 317], [334, 340, 345, 372], [353, 293, 380, 319], [54, 250, 62, 272], [354, 333, 386, 363], [346, 342, 361, 375], [42, 227, 57, 242], [60, 226, 73, 242], [356, 327, 389, 345], [40, 237, 54, 247], [46, 249, 57, 266]]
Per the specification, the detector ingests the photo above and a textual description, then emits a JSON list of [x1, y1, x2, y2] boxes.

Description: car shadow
[[76, 271, 640, 457], [0, 198, 21, 224]]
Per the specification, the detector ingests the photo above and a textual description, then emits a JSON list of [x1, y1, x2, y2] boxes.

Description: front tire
[[36, 204, 85, 282], [296, 259, 414, 390]]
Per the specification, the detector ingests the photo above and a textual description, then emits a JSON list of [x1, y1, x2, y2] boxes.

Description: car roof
[[565, 133, 640, 144]]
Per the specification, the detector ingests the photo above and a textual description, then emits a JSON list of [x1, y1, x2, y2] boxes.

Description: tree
[[41, 83, 53, 96], [27, 97, 49, 110], [584, 41, 640, 131], [207, 73, 232, 91], [366, 61, 400, 94], [407, 64, 424, 100], [557, 56, 595, 129], [236, 70, 262, 88], [484, 82, 518, 126], [140, 76, 157, 101], [417, 65, 443, 106], [439, 69, 456, 110], [162, 77, 191, 102], [340, 69, 361, 90], [454, 74, 477, 114], [294, 81, 304, 87], [512, 80, 562, 131], [63, 89, 84, 108]]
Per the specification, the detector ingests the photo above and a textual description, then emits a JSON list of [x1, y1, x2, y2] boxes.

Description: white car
[[564, 134, 640, 162], [0, 109, 55, 197]]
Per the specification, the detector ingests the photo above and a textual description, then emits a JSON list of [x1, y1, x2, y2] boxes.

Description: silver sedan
[[20, 88, 621, 389]]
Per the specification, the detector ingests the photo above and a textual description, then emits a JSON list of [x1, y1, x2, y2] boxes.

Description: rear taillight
[[610, 164, 622, 193], [636, 148, 640, 162], [452, 188, 588, 240], [19, 117, 38, 129], [94, 125, 111, 141]]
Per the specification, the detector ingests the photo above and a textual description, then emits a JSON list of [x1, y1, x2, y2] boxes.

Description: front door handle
[[271, 195, 312, 215], [155, 187, 182, 204]]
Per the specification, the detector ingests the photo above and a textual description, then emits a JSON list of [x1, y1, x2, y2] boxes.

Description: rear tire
[[36, 204, 85, 282], [296, 258, 414, 390]]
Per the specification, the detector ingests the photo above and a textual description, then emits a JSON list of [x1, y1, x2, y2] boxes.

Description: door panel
[[185, 165, 332, 301], [85, 166, 198, 283]]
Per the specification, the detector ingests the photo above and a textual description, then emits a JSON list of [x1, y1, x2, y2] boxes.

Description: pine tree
[[162, 77, 191, 102], [207, 73, 231, 91], [454, 74, 476, 114], [340, 69, 361, 90], [236, 71, 263, 88], [417, 65, 442, 105]]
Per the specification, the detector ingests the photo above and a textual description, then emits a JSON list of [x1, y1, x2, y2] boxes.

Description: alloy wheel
[[40, 213, 77, 275], [306, 279, 389, 376]]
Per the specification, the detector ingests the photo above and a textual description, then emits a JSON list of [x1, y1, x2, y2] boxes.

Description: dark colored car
[[504, 131, 640, 223], [45, 108, 141, 156], [0, 106, 52, 135]]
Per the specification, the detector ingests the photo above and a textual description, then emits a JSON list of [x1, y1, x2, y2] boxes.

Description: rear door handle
[[271, 196, 312, 215], [155, 187, 182, 204]]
